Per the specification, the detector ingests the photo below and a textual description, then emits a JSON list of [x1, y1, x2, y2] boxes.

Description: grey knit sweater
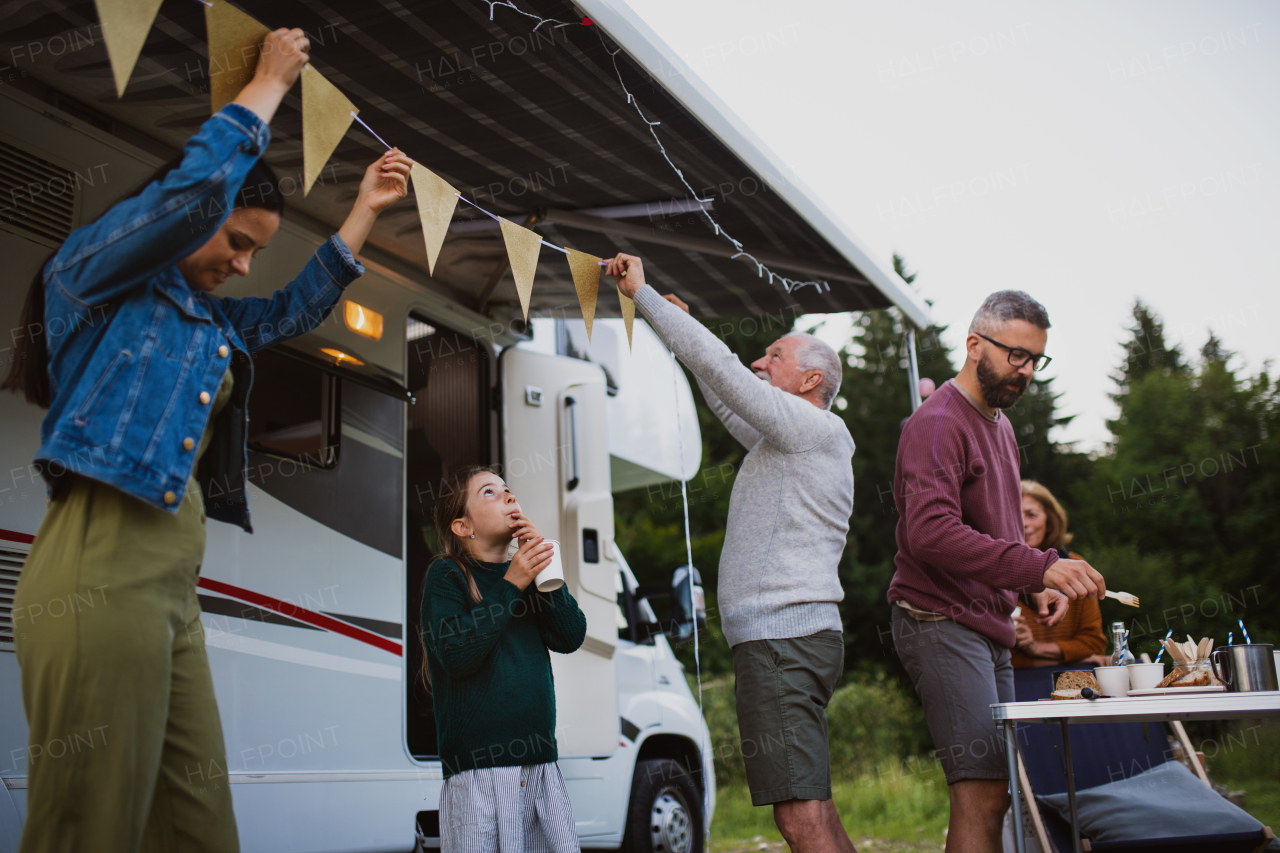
[[633, 286, 855, 647]]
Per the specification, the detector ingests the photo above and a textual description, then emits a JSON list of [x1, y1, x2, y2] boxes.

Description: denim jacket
[[37, 103, 364, 532]]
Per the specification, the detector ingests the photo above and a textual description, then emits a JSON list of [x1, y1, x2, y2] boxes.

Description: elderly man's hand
[[605, 253, 645, 298], [662, 294, 689, 313]]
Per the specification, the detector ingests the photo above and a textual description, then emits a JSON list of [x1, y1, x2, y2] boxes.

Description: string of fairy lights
[[480, 0, 830, 295]]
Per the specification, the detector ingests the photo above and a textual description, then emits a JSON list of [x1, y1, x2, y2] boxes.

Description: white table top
[[992, 691, 1280, 724]]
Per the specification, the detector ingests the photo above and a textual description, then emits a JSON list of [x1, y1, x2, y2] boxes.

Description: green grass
[[1202, 721, 1280, 831], [708, 737, 1280, 852], [1226, 778, 1280, 830], [711, 760, 949, 851]]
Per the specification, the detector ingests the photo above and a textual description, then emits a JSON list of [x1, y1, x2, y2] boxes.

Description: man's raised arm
[[607, 256, 826, 453], [696, 376, 762, 450]]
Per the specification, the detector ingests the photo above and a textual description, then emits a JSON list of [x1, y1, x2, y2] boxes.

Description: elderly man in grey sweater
[[608, 254, 858, 853]]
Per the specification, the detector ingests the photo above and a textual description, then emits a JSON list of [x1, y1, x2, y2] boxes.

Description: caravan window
[[556, 319, 620, 396], [247, 350, 340, 468]]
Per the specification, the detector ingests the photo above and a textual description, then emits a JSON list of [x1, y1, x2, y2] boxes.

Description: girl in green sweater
[[420, 465, 588, 853]]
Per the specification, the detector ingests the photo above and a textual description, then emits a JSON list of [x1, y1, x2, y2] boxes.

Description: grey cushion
[[1040, 760, 1266, 843]]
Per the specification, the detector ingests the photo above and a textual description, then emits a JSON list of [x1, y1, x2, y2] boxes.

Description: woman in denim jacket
[[3, 27, 411, 852]]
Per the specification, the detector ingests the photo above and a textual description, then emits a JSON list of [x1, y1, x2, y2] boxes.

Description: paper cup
[[1093, 665, 1130, 697], [1126, 662, 1165, 691], [535, 539, 563, 593]]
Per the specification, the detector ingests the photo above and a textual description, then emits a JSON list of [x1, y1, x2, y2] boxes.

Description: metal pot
[[1211, 644, 1278, 692]]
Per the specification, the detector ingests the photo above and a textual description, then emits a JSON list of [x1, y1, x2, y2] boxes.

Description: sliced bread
[[1055, 671, 1102, 694]]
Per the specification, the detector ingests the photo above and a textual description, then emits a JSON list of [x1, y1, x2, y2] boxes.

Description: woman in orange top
[[1012, 481, 1109, 668]]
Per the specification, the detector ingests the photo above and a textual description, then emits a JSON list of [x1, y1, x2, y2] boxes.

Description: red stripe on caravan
[[0, 528, 36, 544], [196, 577, 403, 657]]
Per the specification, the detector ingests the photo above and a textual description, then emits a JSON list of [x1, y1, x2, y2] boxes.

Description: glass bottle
[[1110, 622, 1135, 666]]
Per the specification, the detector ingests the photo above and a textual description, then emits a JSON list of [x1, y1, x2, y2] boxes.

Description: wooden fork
[[1105, 590, 1140, 607]]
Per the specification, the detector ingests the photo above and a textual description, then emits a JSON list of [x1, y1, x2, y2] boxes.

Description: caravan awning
[[0, 0, 928, 325]]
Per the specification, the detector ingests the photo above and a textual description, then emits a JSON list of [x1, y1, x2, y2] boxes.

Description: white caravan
[[0, 0, 935, 848], [0, 86, 712, 853]]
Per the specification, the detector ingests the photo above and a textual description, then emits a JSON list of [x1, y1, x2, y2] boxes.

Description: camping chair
[[1011, 666, 1275, 853]]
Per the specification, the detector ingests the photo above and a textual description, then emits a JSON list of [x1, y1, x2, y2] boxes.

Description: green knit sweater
[[420, 556, 587, 777]]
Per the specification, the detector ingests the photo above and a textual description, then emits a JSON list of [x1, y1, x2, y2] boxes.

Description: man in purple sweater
[[888, 291, 1106, 853]]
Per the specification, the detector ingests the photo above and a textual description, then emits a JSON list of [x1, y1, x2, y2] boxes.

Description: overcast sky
[[622, 0, 1280, 450]]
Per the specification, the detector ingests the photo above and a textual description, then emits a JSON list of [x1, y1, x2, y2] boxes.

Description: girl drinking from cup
[[420, 465, 587, 853]]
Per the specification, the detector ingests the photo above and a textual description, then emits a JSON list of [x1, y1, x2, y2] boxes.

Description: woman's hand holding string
[[337, 150, 413, 254], [234, 29, 311, 124]]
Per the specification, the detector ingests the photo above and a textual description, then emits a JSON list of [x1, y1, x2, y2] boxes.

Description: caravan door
[[500, 348, 619, 758]]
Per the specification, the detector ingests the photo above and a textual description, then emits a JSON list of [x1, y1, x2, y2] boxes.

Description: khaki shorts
[[891, 606, 1014, 785], [732, 631, 844, 806]]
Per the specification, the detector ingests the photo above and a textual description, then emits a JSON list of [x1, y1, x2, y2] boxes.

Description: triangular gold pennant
[[205, 0, 270, 113], [95, 0, 165, 98], [301, 66, 357, 195], [498, 219, 542, 322], [618, 287, 635, 351], [411, 164, 459, 277], [565, 249, 601, 341]]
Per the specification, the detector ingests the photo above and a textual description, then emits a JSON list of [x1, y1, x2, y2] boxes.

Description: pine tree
[[1112, 300, 1185, 405], [835, 255, 958, 672], [1079, 307, 1278, 648]]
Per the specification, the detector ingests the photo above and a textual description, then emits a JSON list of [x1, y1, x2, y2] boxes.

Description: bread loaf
[[1155, 666, 1218, 688], [1054, 671, 1102, 694]]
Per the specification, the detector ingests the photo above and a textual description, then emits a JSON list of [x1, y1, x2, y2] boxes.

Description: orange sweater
[[1011, 553, 1107, 668]]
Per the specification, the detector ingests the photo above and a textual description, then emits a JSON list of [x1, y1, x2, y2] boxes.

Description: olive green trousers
[[13, 476, 238, 853]]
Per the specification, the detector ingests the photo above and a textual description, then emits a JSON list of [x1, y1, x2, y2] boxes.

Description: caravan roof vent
[[0, 136, 80, 248], [0, 544, 26, 648]]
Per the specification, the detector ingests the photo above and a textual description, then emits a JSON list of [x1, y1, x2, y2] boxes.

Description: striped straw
[[1153, 629, 1174, 662], [1238, 620, 1252, 645]]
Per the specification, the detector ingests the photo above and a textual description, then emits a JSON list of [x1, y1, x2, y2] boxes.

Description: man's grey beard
[[976, 353, 1030, 409]]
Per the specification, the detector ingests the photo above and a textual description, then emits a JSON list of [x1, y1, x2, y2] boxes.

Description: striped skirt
[[440, 762, 579, 853]]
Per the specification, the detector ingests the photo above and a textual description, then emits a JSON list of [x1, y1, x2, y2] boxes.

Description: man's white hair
[[782, 332, 841, 410]]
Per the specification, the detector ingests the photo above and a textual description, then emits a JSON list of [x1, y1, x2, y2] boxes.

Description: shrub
[[695, 668, 931, 788]]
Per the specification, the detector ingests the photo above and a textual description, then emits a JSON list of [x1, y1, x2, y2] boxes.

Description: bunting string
[[349, 112, 392, 152], [96, 0, 817, 343], [482, 0, 829, 296]]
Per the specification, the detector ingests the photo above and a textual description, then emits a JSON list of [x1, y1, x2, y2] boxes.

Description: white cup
[[534, 539, 564, 593], [1126, 662, 1165, 691], [1093, 665, 1130, 697]]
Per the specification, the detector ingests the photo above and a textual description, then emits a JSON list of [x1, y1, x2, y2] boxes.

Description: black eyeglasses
[[976, 333, 1052, 371]]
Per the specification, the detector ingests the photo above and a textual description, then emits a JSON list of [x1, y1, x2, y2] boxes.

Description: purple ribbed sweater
[[887, 380, 1056, 647]]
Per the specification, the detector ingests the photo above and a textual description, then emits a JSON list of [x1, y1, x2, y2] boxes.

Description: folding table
[[993, 691, 1280, 853]]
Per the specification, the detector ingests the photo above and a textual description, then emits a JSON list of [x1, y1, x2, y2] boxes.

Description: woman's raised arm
[[45, 29, 311, 309], [216, 151, 411, 347]]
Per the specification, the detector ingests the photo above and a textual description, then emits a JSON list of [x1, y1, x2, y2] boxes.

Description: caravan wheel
[[622, 759, 702, 853]]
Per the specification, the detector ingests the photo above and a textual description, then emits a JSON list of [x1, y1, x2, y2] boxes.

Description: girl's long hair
[[419, 464, 493, 686], [1, 157, 283, 408]]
